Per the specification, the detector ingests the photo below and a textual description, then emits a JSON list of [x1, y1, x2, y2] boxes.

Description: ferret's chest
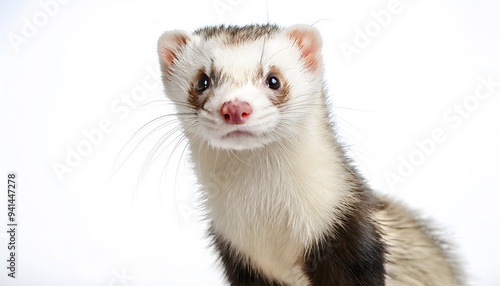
[[194, 139, 348, 284], [202, 157, 335, 285], [207, 176, 310, 285], [207, 159, 298, 243]]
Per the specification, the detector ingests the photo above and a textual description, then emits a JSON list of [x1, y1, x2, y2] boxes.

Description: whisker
[[310, 19, 331, 27], [182, 41, 212, 71], [139, 99, 173, 107], [262, 46, 295, 67], [331, 105, 374, 113], [110, 115, 189, 181], [159, 130, 189, 204], [147, 119, 198, 174], [132, 123, 189, 200], [260, 32, 268, 68], [173, 138, 192, 225], [333, 117, 380, 174], [228, 149, 251, 166], [140, 99, 196, 110]]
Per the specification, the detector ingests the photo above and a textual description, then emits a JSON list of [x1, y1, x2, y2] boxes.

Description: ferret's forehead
[[211, 40, 264, 65], [193, 36, 294, 85], [202, 38, 290, 85], [201, 41, 265, 84]]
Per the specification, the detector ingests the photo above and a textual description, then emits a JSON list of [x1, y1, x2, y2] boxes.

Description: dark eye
[[266, 75, 281, 90], [195, 73, 210, 92]]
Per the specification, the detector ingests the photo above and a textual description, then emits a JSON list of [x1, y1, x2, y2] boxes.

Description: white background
[[1, 0, 499, 285]]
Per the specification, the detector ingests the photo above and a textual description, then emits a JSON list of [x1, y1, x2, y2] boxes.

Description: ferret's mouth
[[222, 130, 255, 139], [206, 128, 274, 150]]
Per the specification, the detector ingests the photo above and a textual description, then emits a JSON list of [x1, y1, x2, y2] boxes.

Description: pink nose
[[220, 100, 252, 125]]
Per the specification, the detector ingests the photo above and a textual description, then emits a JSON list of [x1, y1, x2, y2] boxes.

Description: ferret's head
[[157, 24, 324, 150]]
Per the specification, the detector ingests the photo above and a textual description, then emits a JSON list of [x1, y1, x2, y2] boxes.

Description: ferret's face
[[158, 25, 324, 150]]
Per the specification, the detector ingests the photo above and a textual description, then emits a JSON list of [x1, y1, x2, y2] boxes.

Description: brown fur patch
[[302, 191, 387, 285], [188, 69, 212, 110], [210, 227, 281, 286], [267, 66, 290, 107]]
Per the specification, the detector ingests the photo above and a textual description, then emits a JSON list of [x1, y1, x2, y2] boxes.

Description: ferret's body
[[157, 24, 462, 285]]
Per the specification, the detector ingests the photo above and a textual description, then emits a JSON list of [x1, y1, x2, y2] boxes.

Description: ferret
[[157, 24, 463, 286]]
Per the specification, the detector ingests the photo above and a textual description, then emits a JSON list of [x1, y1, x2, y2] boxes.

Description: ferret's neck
[[189, 111, 360, 245]]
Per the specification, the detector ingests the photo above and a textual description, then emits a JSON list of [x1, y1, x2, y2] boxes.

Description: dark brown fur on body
[[303, 193, 386, 285]]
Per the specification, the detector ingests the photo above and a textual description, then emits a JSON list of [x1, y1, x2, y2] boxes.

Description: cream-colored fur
[[376, 197, 462, 286]]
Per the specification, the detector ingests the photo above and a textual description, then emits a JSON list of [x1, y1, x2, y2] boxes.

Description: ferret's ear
[[157, 30, 191, 73], [286, 25, 323, 72]]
